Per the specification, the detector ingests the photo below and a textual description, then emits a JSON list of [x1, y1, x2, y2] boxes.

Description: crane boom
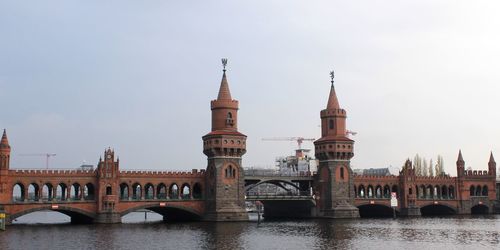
[[18, 153, 57, 169], [262, 137, 315, 149]]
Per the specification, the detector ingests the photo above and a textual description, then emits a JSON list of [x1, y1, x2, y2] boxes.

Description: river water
[[0, 212, 499, 250]]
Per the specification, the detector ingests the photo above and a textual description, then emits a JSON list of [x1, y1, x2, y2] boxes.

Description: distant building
[[79, 164, 94, 171]]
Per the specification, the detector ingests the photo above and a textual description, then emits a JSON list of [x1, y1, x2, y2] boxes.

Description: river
[[0, 212, 499, 249]]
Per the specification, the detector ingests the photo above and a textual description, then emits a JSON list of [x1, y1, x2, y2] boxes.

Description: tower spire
[[326, 70, 340, 109], [457, 150, 464, 163], [489, 151, 495, 163], [1, 129, 9, 147], [217, 58, 232, 100]]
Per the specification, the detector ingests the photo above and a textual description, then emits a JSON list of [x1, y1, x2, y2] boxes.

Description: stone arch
[[71, 183, 81, 200], [169, 183, 179, 199], [420, 203, 457, 216], [84, 183, 95, 200], [471, 204, 489, 214], [132, 183, 142, 200], [383, 185, 391, 198], [358, 185, 365, 198], [193, 183, 202, 199], [8, 205, 96, 224], [157, 183, 167, 199], [375, 185, 382, 198], [56, 183, 68, 201], [482, 185, 488, 196], [120, 183, 129, 200], [28, 183, 40, 201], [119, 203, 202, 221], [12, 183, 25, 202], [144, 183, 154, 200], [181, 183, 191, 199], [367, 185, 374, 198], [42, 183, 54, 201], [357, 203, 398, 218]]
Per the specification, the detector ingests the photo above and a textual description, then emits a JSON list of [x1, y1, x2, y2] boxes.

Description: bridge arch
[[9, 205, 96, 224], [12, 183, 25, 202], [471, 204, 489, 214], [420, 203, 457, 216], [357, 203, 398, 218], [245, 179, 302, 194], [120, 204, 202, 221]]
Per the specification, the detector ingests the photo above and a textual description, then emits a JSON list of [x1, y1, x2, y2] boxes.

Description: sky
[[1, 1, 500, 176]]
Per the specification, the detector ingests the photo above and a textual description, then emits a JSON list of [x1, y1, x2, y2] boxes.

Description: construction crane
[[18, 153, 57, 169], [346, 130, 358, 137], [262, 137, 315, 149]]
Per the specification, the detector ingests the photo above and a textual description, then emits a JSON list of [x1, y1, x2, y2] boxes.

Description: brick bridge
[[1, 64, 499, 224]]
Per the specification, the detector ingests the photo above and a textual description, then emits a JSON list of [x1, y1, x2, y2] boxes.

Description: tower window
[[340, 167, 345, 180], [226, 112, 234, 127], [106, 186, 112, 195], [329, 119, 334, 129], [225, 165, 236, 178]]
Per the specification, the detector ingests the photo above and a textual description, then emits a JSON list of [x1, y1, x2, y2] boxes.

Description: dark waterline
[[1, 212, 499, 250]]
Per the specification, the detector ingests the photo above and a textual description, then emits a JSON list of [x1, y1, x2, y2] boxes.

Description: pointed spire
[[457, 150, 464, 163], [1, 129, 9, 146], [217, 58, 232, 100], [326, 70, 340, 109], [489, 151, 495, 163]]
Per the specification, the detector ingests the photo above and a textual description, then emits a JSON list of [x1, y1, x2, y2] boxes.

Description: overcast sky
[[1, 1, 499, 175]]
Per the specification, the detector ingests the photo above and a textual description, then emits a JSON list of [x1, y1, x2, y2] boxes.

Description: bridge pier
[[95, 212, 121, 224], [400, 206, 421, 217]]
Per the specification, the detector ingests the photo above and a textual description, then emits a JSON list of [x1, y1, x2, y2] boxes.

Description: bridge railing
[[244, 169, 314, 177]]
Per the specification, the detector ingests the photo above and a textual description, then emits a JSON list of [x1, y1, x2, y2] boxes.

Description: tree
[[429, 159, 434, 177], [436, 155, 444, 176], [422, 158, 428, 176], [414, 154, 422, 176]]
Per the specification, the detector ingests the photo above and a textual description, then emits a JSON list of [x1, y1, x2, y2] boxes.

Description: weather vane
[[222, 58, 228, 71], [330, 70, 334, 83]]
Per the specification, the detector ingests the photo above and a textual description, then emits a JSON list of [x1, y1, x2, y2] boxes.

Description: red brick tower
[[203, 59, 248, 221], [398, 159, 421, 216], [314, 71, 359, 218], [0, 130, 11, 203], [0, 129, 10, 171], [488, 152, 496, 176], [95, 148, 121, 223]]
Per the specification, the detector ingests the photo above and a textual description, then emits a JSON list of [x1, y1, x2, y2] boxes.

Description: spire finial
[[221, 58, 228, 72], [329, 70, 334, 85]]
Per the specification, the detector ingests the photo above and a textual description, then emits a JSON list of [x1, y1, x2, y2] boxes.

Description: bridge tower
[[0, 130, 11, 203], [313, 72, 359, 218], [95, 148, 121, 223], [202, 59, 248, 221], [399, 159, 421, 216]]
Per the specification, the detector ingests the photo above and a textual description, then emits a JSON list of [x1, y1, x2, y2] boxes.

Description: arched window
[[340, 167, 344, 180], [329, 119, 334, 129], [482, 185, 488, 196], [226, 112, 234, 127], [226, 165, 235, 178], [470, 185, 475, 196], [106, 186, 112, 195]]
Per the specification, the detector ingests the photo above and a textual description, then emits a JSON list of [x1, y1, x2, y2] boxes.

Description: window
[[106, 186, 112, 195], [329, 119, 334, 129], [226, 112, 234, 127], [340, 167, 344, 179]]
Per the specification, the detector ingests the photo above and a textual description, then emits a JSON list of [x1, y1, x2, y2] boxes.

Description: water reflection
[[0, 213, 499, 250]]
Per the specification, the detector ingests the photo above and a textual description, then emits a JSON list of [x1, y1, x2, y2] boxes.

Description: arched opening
[[358, 185, 365, 198], [329, 119, 334, 129], [391, 185, 398, 198], [434, 186, 440, 199], [169, 183, 179, 199], [84, 183, 95, 200], [358, 204, 396, 218], [120, 183, 129, 200], [56, 183, 68, 201], [225, 165, 236, 178], [419, 185, 425, 199], [441, 185, 448, 199], [71, 183, 81, 200], [383, 185, 391, 198], [157, 183, 167, 199], [420, 204, 456, 216], [42, 183, 54, 201], [367, 185, 374, 198], [409, 187, 413, 195], [482, 185, 488, 196], [193, 183, 202, 199], [12, 183, 25, 202], [470, 185, 475, 196], [181, 184, 191, 199], [340, 167, 345, 180], [375, 185, 382, 198], [10, 207, 95, 224], [144, 183, 154, 199], [471, 204, 489, 214], [28, 183, 39, 201], [121, 205, 202, 223], [426, 185, 433, 199], [475, 185, 481, 196], [106, 186, 112, 195], [448, 186, 455, 199], [132, 183, 142, 200]]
